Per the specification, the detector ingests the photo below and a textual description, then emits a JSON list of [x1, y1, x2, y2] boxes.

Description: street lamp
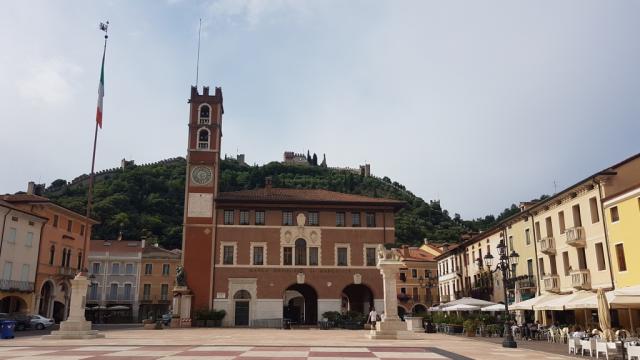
[[418, 275, 436, 306], [483, 239, 520, 348]]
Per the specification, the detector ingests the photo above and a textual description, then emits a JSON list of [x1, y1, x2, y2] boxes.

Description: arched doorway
[[412, 304, 427, 314], [0, 296, 27, 313], [54, 282, 69, 322], [233, 290, 251, 326], [283, 284, 317, 325], [39, 281, 54, 317], [398, 306, 407, 320], [341, 284, 374, 315]]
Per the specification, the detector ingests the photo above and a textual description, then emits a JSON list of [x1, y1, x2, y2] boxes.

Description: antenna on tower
[[195, 18, 202, 87], [553, 180, 557, 195]]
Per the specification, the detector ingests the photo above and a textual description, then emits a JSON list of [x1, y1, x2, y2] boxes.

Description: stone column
[[43, 273, 104, 339]]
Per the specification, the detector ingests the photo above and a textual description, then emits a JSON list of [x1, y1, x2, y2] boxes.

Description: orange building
[[394, 244, 440, 317], [3, 184, 97, 322], [138, 244, 181, 320]]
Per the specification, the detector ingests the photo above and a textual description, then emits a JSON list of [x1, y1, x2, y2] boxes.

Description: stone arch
[[39, 280, 56, 317], [341, 283, 374, 315], [283, 283, 318, 325], [412, 303, 427, 314], [0, 295, 28, 313], [233, 290, 251, 326], [397, 305, 408, 320]]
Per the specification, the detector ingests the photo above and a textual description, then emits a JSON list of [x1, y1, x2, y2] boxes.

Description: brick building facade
[[181, 86, 404, 326]]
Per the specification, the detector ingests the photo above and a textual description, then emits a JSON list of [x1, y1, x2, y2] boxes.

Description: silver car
[[30, 315, 54, 330]]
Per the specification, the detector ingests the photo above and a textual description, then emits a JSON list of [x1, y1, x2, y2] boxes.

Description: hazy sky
[[1, 1, 639, 219]]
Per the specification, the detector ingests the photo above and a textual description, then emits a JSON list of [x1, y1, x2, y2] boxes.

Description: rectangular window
[[143, 284, 151, 297], [534, 221, 541, 240], [595, 242, 606, 271], [90, 284, 98, 300], [125, 263, 134, 274], [162, 264, 170, 276], [366, 248, 376, 266], [80, 225, 85, 236], [283, 247, 293, 265], [309, 247, 318, 266], [545, 216, 553, 237], [337, 247, 348, 266], [577, 247, 587, 270], [161, 284, 169, 300], [239, 210, 249, 225], [20, 264, 29, 282], [253, 246, 264, 265], [562, 251, 570, 276], [282, 211, 293, 226], [366, 212, 376, 227], [549, 255, 558, 275], [25, 232, 33, 247], [67, 220, 73, 232], [558, 211, 566, 234], [336, 212, 345, 227], [224, 210, 234, 225], [109, 284, 118, 299], [525, 229, 531, 245], [223, 246, 234, 265], [144, 263, 153, 275], [352, 213, 360, 227], [527, 259, 534, 278], [0, 260, 16, 283], [590, 197, 600, 223], [508, 235, 513, 250], [124, 284, 132, 300], [573, 204, 583, 227], [111, 263, 120, 275], [411, 269, 418, 278], [7, 228, 16, 244], [53, 215, 59, 227], [538, 258, 545, 276], [616, 244, 627, 271], [92, 263, 100, 274], [610, 206, 620, 222], [255, 211, 265, 225], [308, 212, 319, 226]]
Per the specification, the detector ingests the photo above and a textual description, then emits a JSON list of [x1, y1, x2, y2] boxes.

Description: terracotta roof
[[143, 244, 181, 258], [0, 200, 48, 221], [217, 188, 405, 208], [2, 194, 99, 224], [399, 248, 437, 262]]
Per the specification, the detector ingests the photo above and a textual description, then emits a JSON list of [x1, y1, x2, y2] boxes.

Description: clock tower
[[182, 85, 223, 310]]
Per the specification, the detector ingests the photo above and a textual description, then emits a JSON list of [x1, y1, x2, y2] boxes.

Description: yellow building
[[604, 184, 640, 289]]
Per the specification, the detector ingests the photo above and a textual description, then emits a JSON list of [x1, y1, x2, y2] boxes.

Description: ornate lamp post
[[482, 239, 520, 348], [418, 275, 437, 306]]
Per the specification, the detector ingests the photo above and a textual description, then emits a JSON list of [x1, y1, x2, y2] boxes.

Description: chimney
[[423, 237, 429, 245], [27, 181, 35, 195], [400, 245, 410, 257], [265, 177, 273, 190]]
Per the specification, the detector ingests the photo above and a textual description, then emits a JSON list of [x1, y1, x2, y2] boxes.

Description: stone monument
[[367, 245, 418, 340], [172, 265, 193, 328], [43, 272, 105, 339]]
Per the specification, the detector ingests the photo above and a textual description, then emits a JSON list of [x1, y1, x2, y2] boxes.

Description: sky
[[1, 1, 639, 219]]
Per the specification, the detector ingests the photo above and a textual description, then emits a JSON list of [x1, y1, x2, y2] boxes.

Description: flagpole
[[83, 22, 109, 271]]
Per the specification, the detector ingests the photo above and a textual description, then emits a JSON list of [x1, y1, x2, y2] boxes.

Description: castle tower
[[182, 85, 223, 310]]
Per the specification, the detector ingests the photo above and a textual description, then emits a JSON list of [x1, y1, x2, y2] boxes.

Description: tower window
[[199, 104, 211, 124], [197, 129, 210, 149]]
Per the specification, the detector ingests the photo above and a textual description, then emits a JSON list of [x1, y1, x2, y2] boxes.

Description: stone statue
[[377, 244, 400, 261], [176, 265, 186, 287]]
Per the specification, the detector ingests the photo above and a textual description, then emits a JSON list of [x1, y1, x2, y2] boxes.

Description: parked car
[[9, 313, 32, 331], [30, 315, 54, 330]]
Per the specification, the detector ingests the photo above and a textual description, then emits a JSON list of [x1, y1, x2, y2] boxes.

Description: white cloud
[[17, 58, 83, 106]]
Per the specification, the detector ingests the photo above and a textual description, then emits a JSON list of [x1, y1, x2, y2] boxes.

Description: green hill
[[43, 157, 519, 250]]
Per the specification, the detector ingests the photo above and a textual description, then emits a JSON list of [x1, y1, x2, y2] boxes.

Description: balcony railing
[[106, 295, 134, 303], [571, 269, 591, 290], [515, 275, 537, 289], [0, 279, 34, 292], [566, 226, 586, 247], [197, 142, 209, 149], [57, 267, 77, 278], [141, 294, 171, 303], [538, 237, 556, 255], [543, 274, 560, 293]]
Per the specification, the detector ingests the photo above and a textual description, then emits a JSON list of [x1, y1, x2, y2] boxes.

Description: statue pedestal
[[43, 274, 105, 339], [367, 250, 420, 340], [404, 316, 424, 333], [172, 286, 193, 328]]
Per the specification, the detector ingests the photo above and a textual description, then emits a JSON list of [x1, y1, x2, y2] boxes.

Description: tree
[[312, 153, 318, 166]]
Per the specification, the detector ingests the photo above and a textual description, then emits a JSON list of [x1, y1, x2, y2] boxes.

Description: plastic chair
[[595, 341, 618, 360], [581, 338, 597, 357], [568, 337, 582, 355], [628, 345, 640, 360]]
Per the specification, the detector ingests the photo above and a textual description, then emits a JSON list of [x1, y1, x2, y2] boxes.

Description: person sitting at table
[[572, 326, 586, 339], [529, 322, 538, 340]]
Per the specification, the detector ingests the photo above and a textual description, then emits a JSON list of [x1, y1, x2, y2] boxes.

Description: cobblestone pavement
[[0, 328, 575, 359]]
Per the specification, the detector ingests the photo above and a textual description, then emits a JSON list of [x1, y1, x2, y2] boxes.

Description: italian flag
[[96, 49, 105, 128]]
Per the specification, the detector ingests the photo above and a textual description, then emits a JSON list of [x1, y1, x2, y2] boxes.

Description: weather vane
[[99, 21, 109, 38]]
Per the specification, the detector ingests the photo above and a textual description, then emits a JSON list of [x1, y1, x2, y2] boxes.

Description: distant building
[[0, 200, 47, 314], [394, 244, 441, 316], [283, 151, 309, 165], [138, 244, 181, 320]]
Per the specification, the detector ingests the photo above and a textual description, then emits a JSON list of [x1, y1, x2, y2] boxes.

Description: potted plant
[[463, 319, 478, 337], [193, 308, 208, 327], [208, 309, 226, 327]]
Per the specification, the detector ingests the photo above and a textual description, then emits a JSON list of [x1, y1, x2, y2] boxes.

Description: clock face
[[191, 166, 213, 185]]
